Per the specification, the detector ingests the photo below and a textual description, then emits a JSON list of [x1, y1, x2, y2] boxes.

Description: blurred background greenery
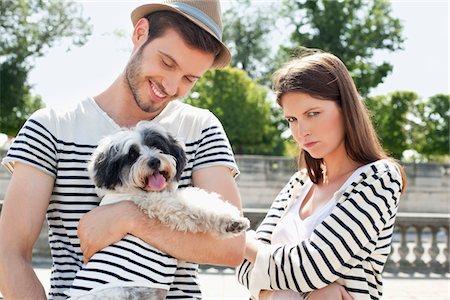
[[0, 0, 448, 162]]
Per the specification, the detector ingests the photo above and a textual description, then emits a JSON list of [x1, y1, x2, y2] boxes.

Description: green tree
[[222, 0, 277, 83], [0, 0, 92, 136], [412, 94, 450, 160], [280, 0, 404, 96], [365, 91, 418, 159], [185, 68, 284, 155]]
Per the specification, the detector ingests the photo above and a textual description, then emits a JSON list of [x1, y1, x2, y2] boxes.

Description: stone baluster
[[398, 225, 412, 272], [412, 226, 427, 272], [443, 227, 449, 273], [428, 226, 442, 273], [384, 247, 398, 274]]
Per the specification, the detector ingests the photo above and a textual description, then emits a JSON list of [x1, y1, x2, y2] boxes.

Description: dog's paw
[[225, 217, 250, 234]]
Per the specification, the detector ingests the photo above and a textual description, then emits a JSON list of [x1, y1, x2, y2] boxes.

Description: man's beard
[[125, 47, 160, 114]]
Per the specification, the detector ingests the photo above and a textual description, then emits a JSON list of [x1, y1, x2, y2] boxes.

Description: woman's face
[[281, 92, 346, 160]]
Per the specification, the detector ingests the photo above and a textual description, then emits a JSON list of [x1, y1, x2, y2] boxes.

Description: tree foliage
[[0, 0, 92, 135], [365, 91, 418, 160], [184, 68, 284, 155], [412, 94, 449, 160], [279, 0, 404, 96], [222, 0, 276, 83]]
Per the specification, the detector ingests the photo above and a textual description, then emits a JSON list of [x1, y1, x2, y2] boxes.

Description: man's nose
[[162, 77, 179, 97]]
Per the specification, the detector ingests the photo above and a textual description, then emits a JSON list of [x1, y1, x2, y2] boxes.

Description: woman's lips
[[303, 141, 318, 148]]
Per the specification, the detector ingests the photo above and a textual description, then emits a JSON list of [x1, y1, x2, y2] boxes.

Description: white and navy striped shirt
[[236, 160, 402, 300], [2, 98, 238, 299]]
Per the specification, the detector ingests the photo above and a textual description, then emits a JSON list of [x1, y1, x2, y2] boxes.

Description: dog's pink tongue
[[147, 172, 166, 191]]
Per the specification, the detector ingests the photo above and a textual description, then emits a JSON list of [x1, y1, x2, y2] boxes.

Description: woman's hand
[[308, 282, 353, 300], [78, 201, 141, 263]]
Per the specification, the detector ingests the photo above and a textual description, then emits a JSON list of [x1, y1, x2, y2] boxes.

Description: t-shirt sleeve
[[2, 109, 58, 177], [192, 113, 239, 177]]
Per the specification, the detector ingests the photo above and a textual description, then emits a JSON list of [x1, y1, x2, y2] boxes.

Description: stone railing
[[244, 208, 449, 275], [0, 203, 448, 275]]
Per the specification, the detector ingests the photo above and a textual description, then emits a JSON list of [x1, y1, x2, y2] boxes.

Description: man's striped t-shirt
[[2, 97, 238, 299]]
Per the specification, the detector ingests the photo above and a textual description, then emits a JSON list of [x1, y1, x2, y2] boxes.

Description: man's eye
[[162, 59, 173, 68], [184, 76, 196, 83]]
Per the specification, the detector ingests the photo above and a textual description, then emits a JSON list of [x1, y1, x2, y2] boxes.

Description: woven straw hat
[[131, 0, 231, 68]]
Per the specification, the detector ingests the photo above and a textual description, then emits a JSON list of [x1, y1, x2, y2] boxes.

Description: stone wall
[[0, 151, 449, 213], [234, 155, 450, 213]]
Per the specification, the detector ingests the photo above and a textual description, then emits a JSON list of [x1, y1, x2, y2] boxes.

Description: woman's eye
[[308, 112, 320, 117], [285, 117, 296, 123]]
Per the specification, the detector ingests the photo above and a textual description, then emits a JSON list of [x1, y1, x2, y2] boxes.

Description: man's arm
[[79, 165, 245, 266], [0, 163, 54, 299]]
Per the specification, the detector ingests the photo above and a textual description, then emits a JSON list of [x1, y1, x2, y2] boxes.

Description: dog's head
[[88, 121, 186, 194]]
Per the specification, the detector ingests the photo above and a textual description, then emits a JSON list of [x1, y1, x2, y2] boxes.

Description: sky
[[28, 0, 449, 110]]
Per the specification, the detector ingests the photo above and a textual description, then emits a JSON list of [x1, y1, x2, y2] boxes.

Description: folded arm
[[0, 163, 54, 299], [238, 168, 402, 296]]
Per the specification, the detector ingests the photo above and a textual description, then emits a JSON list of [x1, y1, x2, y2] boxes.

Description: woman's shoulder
[[288, 169, 309, 185], [358, 159, 403, 188], [362, 159, 401, 176]]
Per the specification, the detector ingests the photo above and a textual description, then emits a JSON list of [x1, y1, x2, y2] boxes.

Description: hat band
[[171, 2, 222, 40]]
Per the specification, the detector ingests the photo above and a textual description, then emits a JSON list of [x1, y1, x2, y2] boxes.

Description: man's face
[[125, 28, 215, 116]]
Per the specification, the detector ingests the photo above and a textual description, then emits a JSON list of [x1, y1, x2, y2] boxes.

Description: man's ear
[[132, 18, 150, 47]]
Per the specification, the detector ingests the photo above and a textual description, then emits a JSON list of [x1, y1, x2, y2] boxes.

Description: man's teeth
[[151, 83, 166, 98]]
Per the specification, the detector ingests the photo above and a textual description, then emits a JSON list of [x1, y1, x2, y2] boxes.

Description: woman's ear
[[132, 18, 150, 47]]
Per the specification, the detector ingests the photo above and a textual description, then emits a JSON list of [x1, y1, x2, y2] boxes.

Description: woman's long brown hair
[[273, 50, 406, 191]]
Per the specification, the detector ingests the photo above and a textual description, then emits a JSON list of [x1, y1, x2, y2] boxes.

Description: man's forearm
[[129, 203, 245, 266], [0, 254, 46, 299]]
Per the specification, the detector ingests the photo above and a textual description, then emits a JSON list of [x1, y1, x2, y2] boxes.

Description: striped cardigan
[[236, 160, 402, 300]]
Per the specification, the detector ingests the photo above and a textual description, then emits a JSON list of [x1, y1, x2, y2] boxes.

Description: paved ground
[[3, 267, 446, 299]]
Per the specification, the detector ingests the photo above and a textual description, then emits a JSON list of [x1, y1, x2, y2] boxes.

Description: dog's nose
[[148, 158, 161, 169]]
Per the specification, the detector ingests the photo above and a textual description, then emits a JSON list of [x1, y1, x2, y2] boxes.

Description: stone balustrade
[[234, 155, 450, 214], [243, 208, 449, 275], [0, 203, 447, 275], [0, 152, 448, 274]]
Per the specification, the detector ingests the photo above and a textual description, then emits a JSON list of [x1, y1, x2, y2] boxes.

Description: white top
[[267, 163, 373, 300]]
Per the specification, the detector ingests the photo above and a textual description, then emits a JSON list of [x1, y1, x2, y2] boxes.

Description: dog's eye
[[128, 146, 140, 161]]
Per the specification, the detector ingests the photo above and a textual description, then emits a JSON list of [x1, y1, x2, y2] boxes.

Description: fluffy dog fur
[[89, 121, 249, 236], [69, 121, 249, 299]]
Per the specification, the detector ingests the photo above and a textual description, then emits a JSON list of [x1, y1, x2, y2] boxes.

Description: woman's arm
[[244, 165, 402, 296]]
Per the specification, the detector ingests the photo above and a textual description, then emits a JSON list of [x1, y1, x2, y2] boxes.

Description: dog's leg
[[71, 286, 167, 300], [137, 189, 249, 238]]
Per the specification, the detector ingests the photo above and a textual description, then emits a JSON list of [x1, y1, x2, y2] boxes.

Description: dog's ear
[[90, 145, 125, 190], [168, 135, 187, 181]]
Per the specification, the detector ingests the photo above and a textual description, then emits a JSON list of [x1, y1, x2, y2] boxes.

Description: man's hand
[[308, 282, 353, 300], [78, 201, 144, 263]]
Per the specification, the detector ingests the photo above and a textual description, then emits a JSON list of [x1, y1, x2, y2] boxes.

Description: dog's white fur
[[90, 121, 249, 237]]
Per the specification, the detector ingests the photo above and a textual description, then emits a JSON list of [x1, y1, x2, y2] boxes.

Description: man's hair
[[143, 11, 222, 57], [273, 50, 406, 190]]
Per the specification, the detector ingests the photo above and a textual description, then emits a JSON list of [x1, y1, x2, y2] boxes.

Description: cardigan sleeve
[[236, 172, 303, 291], [247, 164, 402, 297]]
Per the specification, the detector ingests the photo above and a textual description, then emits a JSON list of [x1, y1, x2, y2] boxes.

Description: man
[[0, 1, 245, 299]]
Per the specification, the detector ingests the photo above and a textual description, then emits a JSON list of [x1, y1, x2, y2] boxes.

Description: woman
[[236, 50, 405, 300]]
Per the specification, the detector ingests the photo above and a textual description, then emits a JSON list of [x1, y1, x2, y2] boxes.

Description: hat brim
[[131, 3, 231, 69]]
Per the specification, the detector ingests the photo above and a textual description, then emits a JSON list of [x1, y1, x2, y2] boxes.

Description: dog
[[67, 121, 249, 299]]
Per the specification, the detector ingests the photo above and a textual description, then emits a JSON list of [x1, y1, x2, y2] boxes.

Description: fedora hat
[[131, 0, 231, 68]]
